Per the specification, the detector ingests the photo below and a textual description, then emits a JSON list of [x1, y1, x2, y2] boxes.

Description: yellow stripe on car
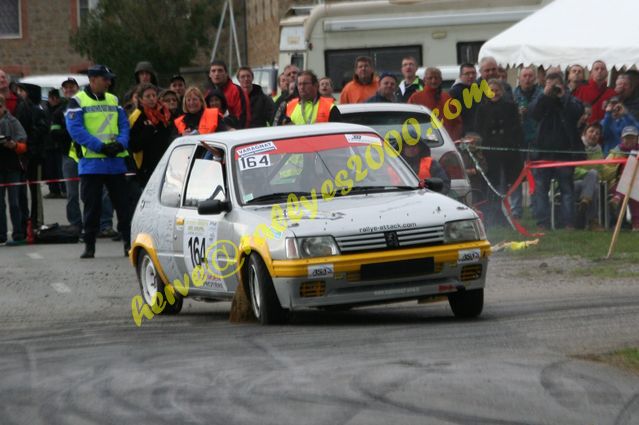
[[271, 240, 491, 277]]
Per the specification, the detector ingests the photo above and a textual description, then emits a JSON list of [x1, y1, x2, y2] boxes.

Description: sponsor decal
[[345, 134, 382, 145], [359, 223, 417, 233], [236, 141, 276, 157]]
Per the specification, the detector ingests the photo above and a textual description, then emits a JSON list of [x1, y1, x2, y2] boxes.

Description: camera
[[550, 85, 562, 96]]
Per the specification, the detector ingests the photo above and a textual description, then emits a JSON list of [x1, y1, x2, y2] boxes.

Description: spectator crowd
[[1, 55, 638, 253]]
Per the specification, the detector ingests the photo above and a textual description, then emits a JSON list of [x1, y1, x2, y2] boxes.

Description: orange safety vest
[[174, 108, 219, 135], [418, 157, 432, 180], [285, 96, 334, 124]]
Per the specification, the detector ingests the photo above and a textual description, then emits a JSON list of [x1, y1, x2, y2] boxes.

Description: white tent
[[479, 0, 639, 69]]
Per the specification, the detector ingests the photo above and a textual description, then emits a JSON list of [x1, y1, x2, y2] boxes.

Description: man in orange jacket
[[339, 56, 379, 104]]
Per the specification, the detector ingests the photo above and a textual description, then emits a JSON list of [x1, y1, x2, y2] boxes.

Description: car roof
[[177, 122, 379, 149], [18, 74, 90, 87], [337, 102, 433, 115]]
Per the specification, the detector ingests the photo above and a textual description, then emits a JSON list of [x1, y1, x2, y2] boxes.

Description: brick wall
[[0, 0, 90, 79]]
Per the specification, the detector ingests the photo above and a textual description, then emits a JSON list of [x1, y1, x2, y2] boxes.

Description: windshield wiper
[[341, 185, 416, 196], [245, 191, 314, 205]]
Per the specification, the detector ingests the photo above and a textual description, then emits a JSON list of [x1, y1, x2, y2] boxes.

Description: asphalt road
[[1, 196, 638, 425]]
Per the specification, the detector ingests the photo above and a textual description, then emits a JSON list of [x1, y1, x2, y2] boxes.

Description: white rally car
[[130, 123, 491, 324]]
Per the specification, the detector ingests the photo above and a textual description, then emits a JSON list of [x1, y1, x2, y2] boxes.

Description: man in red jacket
[[207, 60, 248, 128], [573, 60, 615, 124], [408, 67, 463, 140]]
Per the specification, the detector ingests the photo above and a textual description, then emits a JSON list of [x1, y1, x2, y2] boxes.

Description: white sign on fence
[[616, 152, 639, 202]]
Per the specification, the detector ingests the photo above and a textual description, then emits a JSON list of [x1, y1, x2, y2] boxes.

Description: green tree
[[71, 0, 218, 96]]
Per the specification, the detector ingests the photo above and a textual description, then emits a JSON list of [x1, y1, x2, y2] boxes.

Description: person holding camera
[[65, 65, 131, 259], [0, 93, 28, 245], [529, 72, 585, 230], [601, 96, 639, 156]]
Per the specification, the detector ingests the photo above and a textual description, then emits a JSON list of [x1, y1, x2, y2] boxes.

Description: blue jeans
[[533, 166, 575, 228], [62, 156, 114, 230], [62, 155, 82, 227], [0, 169, 25, 241]]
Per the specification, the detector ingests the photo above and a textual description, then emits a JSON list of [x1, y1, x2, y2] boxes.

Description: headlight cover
[[286, 236, 340, 259], [444, 219, 486, 243]]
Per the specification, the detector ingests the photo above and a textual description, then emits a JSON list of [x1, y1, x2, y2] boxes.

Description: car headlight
[[285, 236, 340, 259], [444, 219, 486, 243]]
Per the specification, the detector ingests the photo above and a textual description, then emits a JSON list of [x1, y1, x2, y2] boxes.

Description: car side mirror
[[424, 177, 444, 193], [198, 199, 231, 215]]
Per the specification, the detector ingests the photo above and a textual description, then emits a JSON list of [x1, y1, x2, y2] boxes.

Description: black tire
[[137, 249, 183, 315], [245, 254, 288, 325], [448, 288, 483, 318]]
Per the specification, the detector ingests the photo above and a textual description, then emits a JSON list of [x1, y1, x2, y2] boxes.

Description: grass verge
[[485, 217, 639, 278], [581, 348, 639, 375]]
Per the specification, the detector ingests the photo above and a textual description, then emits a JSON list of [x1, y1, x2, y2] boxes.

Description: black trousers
[[19, 159, 44, 230], [81, 174, 131, 247]]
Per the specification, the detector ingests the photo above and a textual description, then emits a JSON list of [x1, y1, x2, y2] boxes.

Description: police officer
[[284, 71, 341, 125], [65, 65, 131, 258]]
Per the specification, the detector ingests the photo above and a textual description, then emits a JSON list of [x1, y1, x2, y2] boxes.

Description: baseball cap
[[379, 72, 398, 82], [61, 77, 79, 87], [621, 126, 639, 137], [87, 64, 116, 79]]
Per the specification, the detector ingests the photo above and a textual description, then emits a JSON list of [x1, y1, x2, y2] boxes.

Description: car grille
[[335, 225, 444, 253]]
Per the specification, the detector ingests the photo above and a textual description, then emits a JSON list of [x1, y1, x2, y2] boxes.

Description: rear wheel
[[448, 288, 483, 318], [246, 254, 288, 325], [137, 249, 183, 315]]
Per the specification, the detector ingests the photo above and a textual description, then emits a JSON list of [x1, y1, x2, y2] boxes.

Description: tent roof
[[479, 0, 639, 69]]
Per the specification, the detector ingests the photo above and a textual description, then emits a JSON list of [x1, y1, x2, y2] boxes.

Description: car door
[[175, 146, 237, 296], [154, 144, 194, 284]]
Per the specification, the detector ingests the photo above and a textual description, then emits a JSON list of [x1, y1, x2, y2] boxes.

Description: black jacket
[[449, 82, 476, 134], [474, 98, 525, 182], [530, 93, 585, 161], [129, 108, 173, 185], [247, 84, 275, 128]]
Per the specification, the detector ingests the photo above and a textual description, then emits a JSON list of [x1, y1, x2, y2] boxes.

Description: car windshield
[[232, 132, 419, 205], [339, 111, 445, 149]]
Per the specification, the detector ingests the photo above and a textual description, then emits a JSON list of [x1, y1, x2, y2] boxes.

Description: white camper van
[[279, 0, 547, 91]]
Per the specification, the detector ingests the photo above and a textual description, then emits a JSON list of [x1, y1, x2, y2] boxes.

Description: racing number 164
[[188, 236, 206, 268]]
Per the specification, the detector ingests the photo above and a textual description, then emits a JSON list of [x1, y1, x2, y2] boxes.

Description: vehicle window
[[233, 133, 419, 205], [325, 45, 421, 91], [160, 145, 193, 207], [184, 159, 227, 207], [338, 111, 445, 148], [457, 41, 484, 65]]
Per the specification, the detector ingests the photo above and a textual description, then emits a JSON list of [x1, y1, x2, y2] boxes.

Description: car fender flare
[[130, 234, 170, 286], [238, 235, 275, 280]]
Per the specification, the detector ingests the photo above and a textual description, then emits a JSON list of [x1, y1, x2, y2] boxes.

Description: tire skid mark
[[540, 360, 624, 411], [349, 365, 540, 425], [614, 392, 639, 425]]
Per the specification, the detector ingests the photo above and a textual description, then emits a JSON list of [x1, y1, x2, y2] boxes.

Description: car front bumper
[[270, 241, 490, 310]]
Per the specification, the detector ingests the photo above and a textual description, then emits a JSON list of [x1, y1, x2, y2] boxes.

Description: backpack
[[35, 223, 80, 244]]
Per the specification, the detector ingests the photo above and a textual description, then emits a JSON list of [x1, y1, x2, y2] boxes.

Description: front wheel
[[245, 254, 288, 325], [137, 249, 183, 315], [448, 288, 483, 318]]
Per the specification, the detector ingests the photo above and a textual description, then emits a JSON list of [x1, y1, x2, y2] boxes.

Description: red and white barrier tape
[[0, 172, 137, 188]]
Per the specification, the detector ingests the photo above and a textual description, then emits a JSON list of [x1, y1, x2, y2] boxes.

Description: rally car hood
[[241, 189, 477, 238]]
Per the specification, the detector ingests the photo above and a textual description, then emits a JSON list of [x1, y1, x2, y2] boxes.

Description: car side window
[[160, 145, 193, 207], [184, 159, 227, 207]]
